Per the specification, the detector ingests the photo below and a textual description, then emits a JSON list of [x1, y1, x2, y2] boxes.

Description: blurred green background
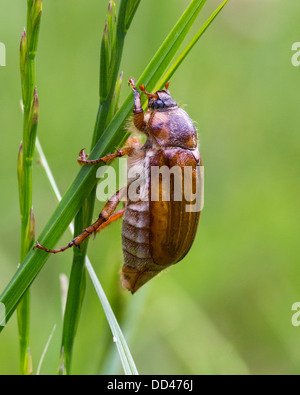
[[0, 0, 299, 375]]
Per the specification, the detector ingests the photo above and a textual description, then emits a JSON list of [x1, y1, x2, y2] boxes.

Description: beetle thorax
[[144, 107, 198, 149]]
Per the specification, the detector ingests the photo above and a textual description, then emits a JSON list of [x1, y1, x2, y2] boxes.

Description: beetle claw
[[78, 148, 89, 165], [128, 78, 137, 91]]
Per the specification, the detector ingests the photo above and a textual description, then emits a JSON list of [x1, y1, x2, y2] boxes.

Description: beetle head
[[140, 82, 177, 110]]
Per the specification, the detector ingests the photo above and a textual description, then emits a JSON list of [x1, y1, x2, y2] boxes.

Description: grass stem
[[17, 0, 42, 375]]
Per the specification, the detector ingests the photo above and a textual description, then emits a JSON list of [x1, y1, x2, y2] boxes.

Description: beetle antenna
[[139, 84, 158, 99], [165, 81, 170, 93]]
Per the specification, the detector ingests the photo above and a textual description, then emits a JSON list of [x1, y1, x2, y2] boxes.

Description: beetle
[[35, 79, 203, 294]]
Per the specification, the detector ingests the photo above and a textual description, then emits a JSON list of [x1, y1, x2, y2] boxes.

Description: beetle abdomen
[[121, 201, 163, 293], [122, 203, 151, 259]]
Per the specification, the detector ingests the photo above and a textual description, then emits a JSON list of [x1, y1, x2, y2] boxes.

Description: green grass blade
[[60, 209, 87, 375], [134, 0, 207, 93], [0, 0, 215, 331], [124, 0, 141, 31], [18, 0, 43, 375], [36, 137, 138, 375], [36, 324, 57, 375], [60, 0, 140, 375], [102, 289, 147, 375], [86, 261, 139, 375], [157, 0, 230, 89]]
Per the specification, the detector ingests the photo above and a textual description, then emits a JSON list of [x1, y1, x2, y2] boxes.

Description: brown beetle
[[35, 79, 203, 294]]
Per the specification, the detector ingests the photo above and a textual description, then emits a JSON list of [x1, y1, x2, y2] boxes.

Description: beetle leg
[[128, 78, 146, 131], [78, 147, 134, 166], [78, 136, 142, 166], [95, 207, 125, 233], [34, 187, 127, 254]]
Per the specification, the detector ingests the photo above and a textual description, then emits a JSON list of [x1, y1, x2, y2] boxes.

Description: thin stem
[[17, 0, 42, 375], [36, 324, 57, 375]]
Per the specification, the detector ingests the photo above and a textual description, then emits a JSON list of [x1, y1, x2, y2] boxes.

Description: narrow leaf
[[157, 0, 230, 89], [36, 325, 57, 375], [124, 0, 141, 31]]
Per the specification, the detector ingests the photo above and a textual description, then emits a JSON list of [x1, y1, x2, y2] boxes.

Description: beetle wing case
[[149, 148, 201, 266], [120, 148, 201, 294]]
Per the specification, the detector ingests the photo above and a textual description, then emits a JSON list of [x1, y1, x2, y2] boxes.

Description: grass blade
[[17, 0, 43, 375], [60, 0, 140, 374], [36, 324, 57, 375], [102, 289, 147, 375], [60, 216, 87, 375], [157, 0, 230, 89], [36, 137, 138, 375], [86, 261, 139, 375]]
